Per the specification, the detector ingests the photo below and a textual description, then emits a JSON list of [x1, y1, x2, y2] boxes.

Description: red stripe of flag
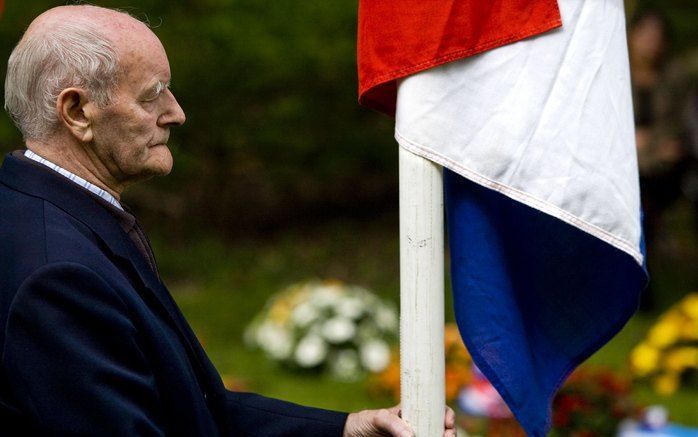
[[357, 0, 562, 116]]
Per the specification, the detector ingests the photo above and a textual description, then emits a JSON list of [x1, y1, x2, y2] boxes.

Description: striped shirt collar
[[24, 149, 124, 211]]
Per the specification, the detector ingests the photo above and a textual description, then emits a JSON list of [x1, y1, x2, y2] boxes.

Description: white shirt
[[24, 149, 124, 211]]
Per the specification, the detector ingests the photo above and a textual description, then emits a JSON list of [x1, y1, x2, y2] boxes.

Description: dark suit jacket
[[0, 153, 348, 436]]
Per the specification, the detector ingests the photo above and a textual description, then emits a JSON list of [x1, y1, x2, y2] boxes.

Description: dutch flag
[[358, 0, 648, 435]]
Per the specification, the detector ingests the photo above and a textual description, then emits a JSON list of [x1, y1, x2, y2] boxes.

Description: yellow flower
[[268, 306, 291, 324], [679, 347, 697, 367], [682, 318, 698, 341], [681, 293, 698, 319], [653, 373, 679, 396], [664, 347, 698, 372], [631, 343, 660, 376], [648, 319, 681, 348]]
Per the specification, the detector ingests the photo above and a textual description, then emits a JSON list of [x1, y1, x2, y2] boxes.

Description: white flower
[[294, 335, 328, 368], [356, 288, 375, 305], [360, 339, 391, 372], [330, 349, 361, 381], [321, 317, 356, 344], [335, 296, 365, 319], [290, 302, 319, 328], [374, 305, 398, 333], [244, 280, 399, 380], [256, 322, 292, 360], [309, 285, 341, 309]]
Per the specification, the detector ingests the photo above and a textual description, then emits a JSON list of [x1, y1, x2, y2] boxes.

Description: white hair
[[4, 20, 121, 140]]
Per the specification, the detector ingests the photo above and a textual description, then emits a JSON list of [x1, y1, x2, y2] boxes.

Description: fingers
[[445, 405, 456, 429], [444, 405, 457, 436], [350, 404, 453, 437], [373, 408, 413, 437], [344, 408, 414, 437], [388, 404, 401, 417]]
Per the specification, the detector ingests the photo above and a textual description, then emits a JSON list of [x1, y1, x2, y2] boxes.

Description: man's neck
[[25, 139, 123, 201]]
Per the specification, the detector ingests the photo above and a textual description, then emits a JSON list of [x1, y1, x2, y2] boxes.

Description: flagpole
[[399, 146, 445, 437]]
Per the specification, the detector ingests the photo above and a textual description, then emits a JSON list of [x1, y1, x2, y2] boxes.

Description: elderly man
[[0, 5, 455, 437]]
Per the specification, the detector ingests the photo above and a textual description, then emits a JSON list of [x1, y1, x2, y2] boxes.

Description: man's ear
[[56, 88, 95, 143]]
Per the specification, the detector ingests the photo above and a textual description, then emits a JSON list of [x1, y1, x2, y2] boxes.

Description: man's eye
[[141, 82, 167, 102], [143, 90, 161, 101]]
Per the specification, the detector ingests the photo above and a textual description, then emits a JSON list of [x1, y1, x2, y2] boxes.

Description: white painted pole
[[399, 146, 445, 437]]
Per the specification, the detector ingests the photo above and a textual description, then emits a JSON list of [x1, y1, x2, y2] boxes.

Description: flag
[[358, 0, 648, 436]]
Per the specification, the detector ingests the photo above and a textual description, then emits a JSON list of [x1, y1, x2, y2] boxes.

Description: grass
[[152, 203, 698, 427]]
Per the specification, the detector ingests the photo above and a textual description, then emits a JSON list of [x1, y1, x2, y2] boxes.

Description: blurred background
[[1, 0, 696, 434]]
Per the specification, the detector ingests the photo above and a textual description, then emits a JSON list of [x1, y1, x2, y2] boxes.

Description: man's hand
[[343, 404, 456, 437]]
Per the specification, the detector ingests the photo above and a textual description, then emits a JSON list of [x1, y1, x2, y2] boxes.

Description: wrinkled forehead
[[118, 31, 171, 86]]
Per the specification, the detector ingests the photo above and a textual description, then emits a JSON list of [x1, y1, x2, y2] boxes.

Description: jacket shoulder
[[0, 185, 48, 281], [0, 185, 113, 295]]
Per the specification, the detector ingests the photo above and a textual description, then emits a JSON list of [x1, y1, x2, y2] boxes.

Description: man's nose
[[158, 90, 186, 127]]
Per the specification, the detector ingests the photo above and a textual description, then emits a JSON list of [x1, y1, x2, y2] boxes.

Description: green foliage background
[[0, 0, 397, 239]]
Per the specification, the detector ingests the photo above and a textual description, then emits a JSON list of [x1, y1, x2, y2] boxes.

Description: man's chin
[[146, 146, 174, 176]]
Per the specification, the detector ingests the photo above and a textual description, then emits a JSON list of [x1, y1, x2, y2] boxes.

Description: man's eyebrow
[[153, 80, 172, 93], [141, 80, 171, 98]]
